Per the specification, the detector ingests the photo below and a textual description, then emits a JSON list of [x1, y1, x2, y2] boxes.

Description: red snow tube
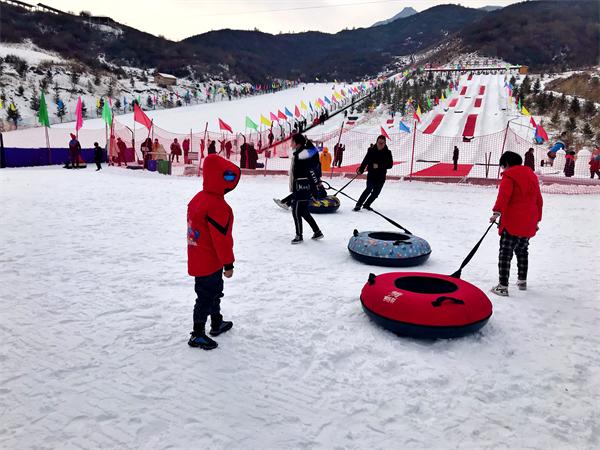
[[360, 272, 492, 339]]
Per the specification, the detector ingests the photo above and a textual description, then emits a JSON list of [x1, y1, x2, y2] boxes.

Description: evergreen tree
[[130, 75, 135, 88], [532, 78, 541, 95], [114, 98, 121, 110], [70, 71, 80, 85], [582, 123, 594, 140], [551, 110, 561, 128], [569, 97, 581, 115], [565, 117, 577, 133], [106, 79, 115, 98], [53, 82, 60, 104], [94, 74, 101, 86], [583, 99, 596, 117], [30, 90, 40, 112], [87, 80, 94, 93], [558, 93, 567, 110], [7, 103, 21, 128]]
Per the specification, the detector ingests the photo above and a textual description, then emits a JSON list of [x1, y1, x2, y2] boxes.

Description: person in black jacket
[[453, 146, 459, 171], [354, 135, 393, 211], [93, 142, 103, 171], [289, 134, 323, 244]]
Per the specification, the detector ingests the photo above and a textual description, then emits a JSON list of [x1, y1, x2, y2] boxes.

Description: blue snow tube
[[348, 230, 431, 267], [308, 195, 340, 214], [549, 140, 565, 154]]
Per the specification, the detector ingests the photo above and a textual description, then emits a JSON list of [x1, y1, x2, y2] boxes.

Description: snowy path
[[1, 168, 599, 449]]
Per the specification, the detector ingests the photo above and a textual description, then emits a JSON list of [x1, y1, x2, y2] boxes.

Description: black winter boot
[[188, 332, 218, 350], [210, 315, 233, 336]]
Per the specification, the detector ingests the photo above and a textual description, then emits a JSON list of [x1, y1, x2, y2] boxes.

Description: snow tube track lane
[[448, 99, 459, 108], [460, 87, 467, 95], [479, 86, 486, 95], [360, 272, 493, 339], [474, 98, 482, 108], [423, 114, 444, 134], [462, 114, 478, 139]]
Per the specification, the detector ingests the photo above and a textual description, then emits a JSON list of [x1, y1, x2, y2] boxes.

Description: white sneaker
[[274, 198, 290, 210], [490, 284, 509, 297], [516, 280, 527, 291]]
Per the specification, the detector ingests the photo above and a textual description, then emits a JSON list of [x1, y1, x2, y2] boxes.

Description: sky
[[41, 0, 522, 41]]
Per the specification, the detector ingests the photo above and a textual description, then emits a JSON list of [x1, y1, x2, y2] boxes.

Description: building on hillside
[[2, 0, 36, 11], [154, 73, 177, 87]]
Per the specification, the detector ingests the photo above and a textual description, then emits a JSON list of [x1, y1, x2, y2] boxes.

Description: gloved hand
[[356, 168, 363, 175], [489, 212, 501, 223]]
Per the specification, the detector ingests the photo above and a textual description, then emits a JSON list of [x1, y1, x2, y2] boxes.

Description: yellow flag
[[260, 114, 272, 127], [96, 98, 100, 108], [417, 105, 422, 116], [334, 92, 341, 100], [521, 106, 531, 116], [300, 100, 307, 110], [9, 102, 16, 111], [0, 99, 3, 109], [441, 93, 445, 101]]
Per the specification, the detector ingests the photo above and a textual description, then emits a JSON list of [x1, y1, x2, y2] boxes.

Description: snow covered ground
[[1, 167, 599, 449]]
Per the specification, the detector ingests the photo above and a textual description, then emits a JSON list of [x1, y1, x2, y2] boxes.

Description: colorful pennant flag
[[245, 116, 258, 131], [536, 124, 549, 142], [218, 118, 233, 133], [38, 91, 50, 128], [300, 101, 307, 110], [277, 110, 287, 120], [380, 126, 391, 140], [101, 99, 112, 127], [294, 105, 301, 118], [134, 103, 153, 130], [521, 106, 530, 116], [399, 121, 411, 133], [270, 111, 278, 122], [285, 107, 293, 117], [260, 114, 272, 127], [75, 96, 83, 131]]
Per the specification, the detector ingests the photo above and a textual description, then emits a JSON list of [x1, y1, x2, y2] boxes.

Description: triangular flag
[[277, 110, 287, 120], [101, 99, 112, 127], [399, 121, 411, 133], [285, 107, 293, 117], [134, 103, 153, 130], [260, 114, 272, 127], [309, 102, 313, 112], [427, 98, 432, 108], [38, 91, 50, 127], [9, 102, 16, 111], [413, 111, 421, 123], [218, 118, 233, 133], [270, 111, 278, 122], [324, 96, 331, 104], [417, 105, 422, 116], [75, 96, 83, 131], [521, 106, 530, 116], [530, 116, 537, 128], [245, 116, 258, 131], [294, 105, 301, 118], [536, 124, 549, 142], [441, 93, 445, 101], [0, 99, 3, 109], [300, 100, 307, 110], [380, 126, 391, 140]]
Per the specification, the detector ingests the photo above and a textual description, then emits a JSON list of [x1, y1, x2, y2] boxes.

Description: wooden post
[[331, 121, 345, 179]]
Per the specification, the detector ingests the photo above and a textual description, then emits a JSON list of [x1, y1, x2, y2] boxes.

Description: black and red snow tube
[[360, 272, 492, 339]]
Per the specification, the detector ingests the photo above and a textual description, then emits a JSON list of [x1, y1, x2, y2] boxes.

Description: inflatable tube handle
[[393, 240, 411, 246], [353, 229, 359, 237], [368, 273, 377, 285], [431, 296, 464, 307]]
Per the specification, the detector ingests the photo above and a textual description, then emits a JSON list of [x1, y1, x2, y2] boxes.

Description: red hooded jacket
[[187, 155, 241, 276], [493, 165, 543, 238]]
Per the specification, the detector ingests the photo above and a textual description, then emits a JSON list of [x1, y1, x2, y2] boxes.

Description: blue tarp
[[1, 148, 107, 168]]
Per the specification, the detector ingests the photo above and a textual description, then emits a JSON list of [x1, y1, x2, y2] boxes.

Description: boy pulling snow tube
[[361, 272, 492, 339], [348, 230, 431, 267], [308, 195, 340, 214]]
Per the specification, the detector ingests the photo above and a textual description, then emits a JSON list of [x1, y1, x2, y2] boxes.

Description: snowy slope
[[1, 167, 599, 449]]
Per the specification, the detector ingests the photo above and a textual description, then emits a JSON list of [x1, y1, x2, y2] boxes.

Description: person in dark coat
[[207, 140, 216, 155], [268, 130, 274, 147], [68, 133, 82, 168], [225, 141, 233, 160], [524, 148, 535, 170], [117, 137, 128, 166], [564, 151, 575, 177], [240, 142, 248, 168], [452, 146, 459, 171], [289, 134, 323, 244], [247, 144, 259, 169], [93, 142, 103, 171], [354, 135, 393, 211]]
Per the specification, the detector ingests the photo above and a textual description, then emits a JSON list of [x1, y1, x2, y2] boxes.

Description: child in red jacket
[[490, 151, 543, 297], [187, 154, 241, 349]]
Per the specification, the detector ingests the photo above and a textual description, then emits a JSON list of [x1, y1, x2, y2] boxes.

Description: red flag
[[294, 105, 301, 118], [133, 103, 153, 130], [530, 116, 537, 128], [75, 96, 83, 131], [537, 124, 549, 141], [218, 118, 233, 133], [277, 109, 287, 120], [270, 112, 279, 122], [380, 126, 391, 140], [413, 112, 421, 123]]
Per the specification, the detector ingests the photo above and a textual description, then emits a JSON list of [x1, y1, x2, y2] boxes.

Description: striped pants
[[498, 230, 529, 286]]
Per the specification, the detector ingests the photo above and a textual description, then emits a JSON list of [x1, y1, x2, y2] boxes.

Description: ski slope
[[1, 167, 598, 449]]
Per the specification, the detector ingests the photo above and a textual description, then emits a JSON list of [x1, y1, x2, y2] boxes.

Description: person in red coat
[[116, 137, 128, 166], [182, 137, 190, 164], [170, 138, 182, 163], [489, 151, 543, 296], [187, 154, 241, 349]]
